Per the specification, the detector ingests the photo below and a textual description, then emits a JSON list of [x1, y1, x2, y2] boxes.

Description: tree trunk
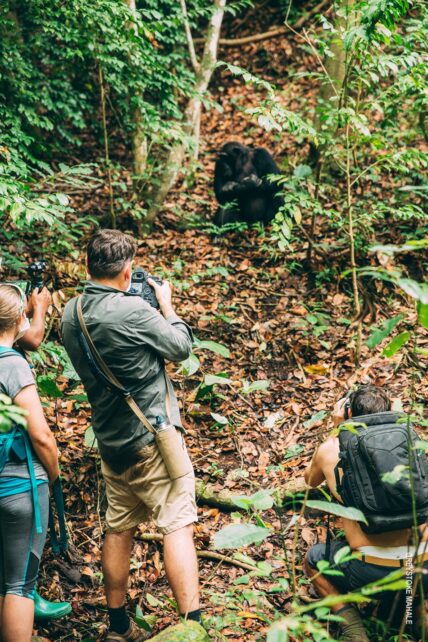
[[148, 621, 210, 641], [306, 0, 355, 265], [144, 0, 226, 228], [126, 0, 148, 178], [309, 0, 355, 163]]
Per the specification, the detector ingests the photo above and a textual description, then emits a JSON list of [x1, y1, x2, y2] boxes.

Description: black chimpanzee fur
[[213, 141, 282, 226]]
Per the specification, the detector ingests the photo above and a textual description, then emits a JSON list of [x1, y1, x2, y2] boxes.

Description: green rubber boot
[[34, 589, 72, 622]]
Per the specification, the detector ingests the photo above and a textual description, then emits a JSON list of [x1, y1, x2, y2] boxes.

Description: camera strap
[[75, 296, 163, 436]]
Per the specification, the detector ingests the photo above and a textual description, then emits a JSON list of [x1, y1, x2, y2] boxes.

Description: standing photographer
[[16, 286, 51, 352], [61, 229, 200, 642]]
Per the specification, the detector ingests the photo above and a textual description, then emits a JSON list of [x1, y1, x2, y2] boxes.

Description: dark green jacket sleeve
[[125, 306, 193, 362]]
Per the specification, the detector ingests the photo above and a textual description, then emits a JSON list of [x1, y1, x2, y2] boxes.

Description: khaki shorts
[[101, 440, 197, 535]]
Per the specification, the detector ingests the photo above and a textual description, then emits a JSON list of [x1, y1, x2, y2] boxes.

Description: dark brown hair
[[86, 229, 136, 279], [350, 384, 391, 417]]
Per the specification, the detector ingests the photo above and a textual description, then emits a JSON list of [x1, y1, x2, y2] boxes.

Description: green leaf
[[145, 593, 163, 608], [397, 279, 428, 304], [382, 464, 409, 484], [84, 426, 98, 450], [293, 164, 312, 179], [194, 339, 230, 358], [333, 545, 351, 565], [366, 314, 405, 349], [179, 353, 200, 376], [233, 574, 250, 585], [213, 523, 272, 549], [306, 500, 368, 524], [210, 412, 229, 425], [417, 302, 428, 329], [382, 331, 410, 357], [232, 489, 275, 511], [36, 375, 63, 398], [135, 605, 155, 632], [241, 379, 270, 394], [56, 193, 69, 206], [303, 410, 328, 429], [415, 440, 428, 451], [204, 374, 232, 386]]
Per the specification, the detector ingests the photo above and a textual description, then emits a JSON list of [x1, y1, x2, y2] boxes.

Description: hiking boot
[[337, 605, 370, 642], [106, 619, 151, 642]]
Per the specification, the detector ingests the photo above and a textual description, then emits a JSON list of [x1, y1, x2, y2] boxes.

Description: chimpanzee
[[213, 141, 283, 226]]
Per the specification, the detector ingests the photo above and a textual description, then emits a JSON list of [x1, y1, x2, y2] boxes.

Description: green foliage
[[306, 500, 368, 524], [366, 314, 405, 348], [213, 523, 272, 549], [0, 394, 28, 433]]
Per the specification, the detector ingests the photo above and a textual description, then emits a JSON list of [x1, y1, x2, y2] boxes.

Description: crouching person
[[61, 230, 200, 642], [0, 284, 60, 642], [303, 385, 428, 642]]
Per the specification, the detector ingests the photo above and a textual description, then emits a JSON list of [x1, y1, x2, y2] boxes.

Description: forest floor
[[31, 4, 427, 642]]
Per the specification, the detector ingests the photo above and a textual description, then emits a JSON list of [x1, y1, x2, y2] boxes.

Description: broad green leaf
[[366, 314, 405, 349], [232, 489, 275, 512], [145, 593, 163, 608], [397, 279, 428, 304], [179, 353, 200, 376], [417, 302, 428, 329], [233, 574, 250, 585], [241, 379, 270, 394], [204, 374, 232, 386], [194, 339, 230, 358], [213, 523, 272, 549], [267, 623, 290, 642], [210, 412, 229, 425], [56, 193, 69, 206], [303, 410, 328, 429], [382, 331, 410, 357], [135, 605, 155, 632], [306, 500, 368, 524], [36, 375, 63, 398], [84, 426, 98, 449], [293, 164, 312, 179], [333, 545, 351, 565], [382, 464, 409, 484]]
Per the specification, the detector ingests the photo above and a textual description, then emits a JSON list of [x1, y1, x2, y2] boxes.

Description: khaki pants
[[101, 440, 197, 535]]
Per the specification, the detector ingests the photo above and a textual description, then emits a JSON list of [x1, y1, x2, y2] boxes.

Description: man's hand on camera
[[332, 397, 347, 427], [147, 278, 174, 318], [28, 287, 51, 316]]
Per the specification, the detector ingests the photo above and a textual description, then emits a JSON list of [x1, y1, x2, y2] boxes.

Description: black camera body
[[26, 261, 48, 294], [130, 268, 162, 309]]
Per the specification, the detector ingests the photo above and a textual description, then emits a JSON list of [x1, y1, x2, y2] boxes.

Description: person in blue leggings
[[13, 282, 71, 622], [0, 284, 60, 642]]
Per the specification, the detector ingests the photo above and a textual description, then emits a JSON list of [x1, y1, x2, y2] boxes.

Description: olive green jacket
[[61, 282, 192, 472]]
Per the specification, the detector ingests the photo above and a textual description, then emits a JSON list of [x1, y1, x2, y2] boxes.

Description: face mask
[[15, 316, 30, 342]]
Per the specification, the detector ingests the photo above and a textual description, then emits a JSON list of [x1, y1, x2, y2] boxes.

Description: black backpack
[[334, 412, 428, 534]]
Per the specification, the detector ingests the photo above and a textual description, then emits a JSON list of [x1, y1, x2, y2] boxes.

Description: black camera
[[130, 268, 162, 309], [26, 261, 48, 294]]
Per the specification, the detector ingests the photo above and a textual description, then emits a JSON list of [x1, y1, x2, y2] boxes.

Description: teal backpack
[[0, 347, 68, 552]]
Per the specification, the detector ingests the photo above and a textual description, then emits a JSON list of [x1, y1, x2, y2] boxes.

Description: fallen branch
[[195, 476, 310, 511], [136, 532, 261, 572], [193, 0, 330, 47]]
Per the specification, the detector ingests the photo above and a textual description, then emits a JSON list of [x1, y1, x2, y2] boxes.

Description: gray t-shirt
[[0, 351, 48, 480]]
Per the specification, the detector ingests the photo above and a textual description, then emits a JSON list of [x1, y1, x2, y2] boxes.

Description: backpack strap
[[74, 297, 158, 435], [0, 347, 43, 534], [0, 346, 24, 358], [0, 426, 43, 534], [48, 477, 68, 554], [334, 463, 342, 496]]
